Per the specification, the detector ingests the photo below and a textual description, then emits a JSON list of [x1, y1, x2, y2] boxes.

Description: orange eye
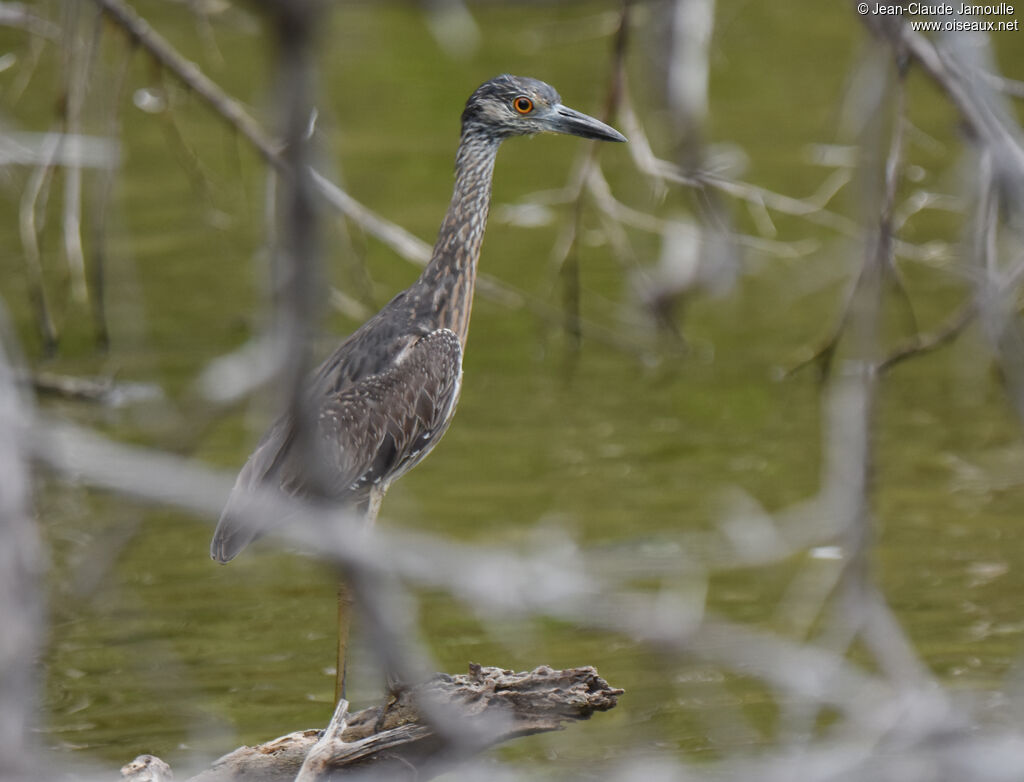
[[513, 96, 534, 114]]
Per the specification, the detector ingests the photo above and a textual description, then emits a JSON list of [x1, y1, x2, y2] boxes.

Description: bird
[[210, 74, 626, 702]]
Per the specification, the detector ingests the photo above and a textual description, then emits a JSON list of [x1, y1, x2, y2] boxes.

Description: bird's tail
[[210, 472, 264, 563], [210, 509, 255, 563]]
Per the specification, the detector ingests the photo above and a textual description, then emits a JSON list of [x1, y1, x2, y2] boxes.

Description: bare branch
[[0, 3, 60, 38], [17, 137, 59, 354], [89, 0, 282, 168], [0, 311, 43, 777], [60, 1, 93, 304], [877, 299, 976, 373]]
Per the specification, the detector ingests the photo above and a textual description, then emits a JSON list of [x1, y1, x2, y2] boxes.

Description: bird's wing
[[210, 328, 462, 563], [311, 327, 464, 498]]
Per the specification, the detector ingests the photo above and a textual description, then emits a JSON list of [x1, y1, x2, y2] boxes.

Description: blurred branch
[[779, 10, 1024, 384], [89, 0, 282, 168], [87, 38, 134, 351], [18, 136, 59, 355], [580, 165, 818, 259], [619, 92, 859, 236], [0, 312, 43, 776], [91, 0, 659, 381], [309, 169, 431, 265], [972, 154, 1024, 426], [787, 62, 922, 381], [984, 71, 1024, 100], [263, 0, 322, 491], [862, 14, 1024, 182], [419, 0, 480, 59], [858, 12, 1024, 411], [60, 1, 93, 305], [545, 0, 630, 360], [825, 54, 937, 693], [0, 2, 59, 38], [619, 78, 953, 271], [16, 5, 1024, 780], [877, 298, 976, 373], [28, 370, 161, 406], [33, 415, 934, 731]]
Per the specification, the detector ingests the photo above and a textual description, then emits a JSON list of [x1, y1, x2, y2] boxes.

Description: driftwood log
[[121, 664, 622, 782]]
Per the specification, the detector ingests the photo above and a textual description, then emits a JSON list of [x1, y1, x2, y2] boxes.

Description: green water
[[4, 0, 1024, 772]]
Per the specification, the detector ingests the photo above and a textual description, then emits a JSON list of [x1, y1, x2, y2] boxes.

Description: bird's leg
[[334, 484, 387, 705], [334, 580, 354, 704]]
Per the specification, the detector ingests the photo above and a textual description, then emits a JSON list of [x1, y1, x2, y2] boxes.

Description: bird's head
[[461, 74, 626, 143]]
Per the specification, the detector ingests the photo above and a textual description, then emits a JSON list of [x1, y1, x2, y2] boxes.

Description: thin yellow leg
[[334, 484, 387, 705], [335, 579, 354, 703]]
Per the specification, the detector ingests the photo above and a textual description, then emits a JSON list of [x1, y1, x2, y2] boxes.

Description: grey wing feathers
[[210, 329, 463, 563], [314, 329, 463, 496]]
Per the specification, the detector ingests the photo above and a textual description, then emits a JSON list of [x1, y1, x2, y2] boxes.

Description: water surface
[[2, 0, 1023, 771]]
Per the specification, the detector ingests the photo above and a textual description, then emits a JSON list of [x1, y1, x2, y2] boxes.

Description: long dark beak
[[549, 104, 627, 143]]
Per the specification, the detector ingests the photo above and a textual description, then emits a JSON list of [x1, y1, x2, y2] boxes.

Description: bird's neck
[[414, 130, 501, 346]]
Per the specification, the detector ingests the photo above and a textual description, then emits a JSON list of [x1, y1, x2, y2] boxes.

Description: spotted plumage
[[211, 75, 624, 565], [210, 75, 624, 697]]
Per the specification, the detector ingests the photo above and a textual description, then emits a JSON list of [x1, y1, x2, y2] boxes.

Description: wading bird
[[211, 74, 626, 701]]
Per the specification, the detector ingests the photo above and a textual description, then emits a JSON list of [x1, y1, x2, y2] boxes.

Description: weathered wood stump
[[121, 664, 623, 782]]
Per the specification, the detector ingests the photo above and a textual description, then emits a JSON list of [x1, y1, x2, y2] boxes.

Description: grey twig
[[60, 0, 93, 305], [18, 136, 59, 354], [786, 62, 919, 380], [877, 299, 976, 373], [864, 14, 1024, 182], [545, 0, 630, 360], [0, 310, 43, 776], [89, 0, 282, 169]]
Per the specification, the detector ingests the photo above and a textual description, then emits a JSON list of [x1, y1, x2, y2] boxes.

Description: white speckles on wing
[[305, 328, 463, 500], [211, 329, 463, 563], [214, 78, 586, 563]]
